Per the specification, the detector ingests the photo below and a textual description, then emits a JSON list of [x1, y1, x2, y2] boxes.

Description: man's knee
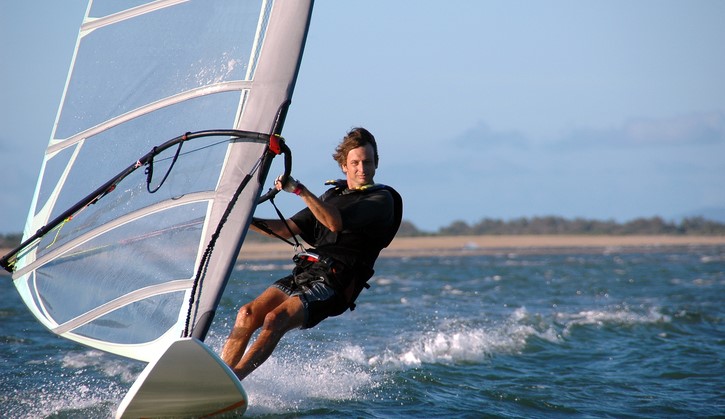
[[235, 303, 262, 327], [236, 303, 250, 319], [264, 306, 303, 336], [262, 310, 284, 331]]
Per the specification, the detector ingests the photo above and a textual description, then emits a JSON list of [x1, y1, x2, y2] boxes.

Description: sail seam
[[246, 0, 272, 80]]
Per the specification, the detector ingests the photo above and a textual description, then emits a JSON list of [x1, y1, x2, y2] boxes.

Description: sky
[[1, 1, 724, 234]]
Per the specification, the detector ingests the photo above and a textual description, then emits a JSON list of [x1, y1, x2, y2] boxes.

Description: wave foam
[[557, 305, 671, 336], [369, 308, 560, 368], [61, 349, 142, 383], [4, 350, 133, 418], [242, 344, 376, 415]]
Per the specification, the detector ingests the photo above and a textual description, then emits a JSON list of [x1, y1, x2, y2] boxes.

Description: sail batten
[[47, 83, 253, 154], [13, 191, 216, 278], [82, 0, 188, 34], [53, 279, 193, 335], [5, 0, 314, 362]]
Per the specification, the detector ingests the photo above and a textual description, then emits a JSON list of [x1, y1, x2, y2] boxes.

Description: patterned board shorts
[[274, 272, 348, 328]]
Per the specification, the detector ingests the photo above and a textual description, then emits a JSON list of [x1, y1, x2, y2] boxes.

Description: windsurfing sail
[[1, 0, 313, 362]]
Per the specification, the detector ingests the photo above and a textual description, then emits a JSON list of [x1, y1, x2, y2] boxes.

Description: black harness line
[[251, 195, 305, 251], [145, 139, 183, 194]]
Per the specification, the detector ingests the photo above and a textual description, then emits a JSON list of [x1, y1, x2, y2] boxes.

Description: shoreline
[[2, 235, 724, 264], [237, 235, 725, 260]]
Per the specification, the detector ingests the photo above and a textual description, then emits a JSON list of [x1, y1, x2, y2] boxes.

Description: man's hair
[[332, 127, 379, 168]]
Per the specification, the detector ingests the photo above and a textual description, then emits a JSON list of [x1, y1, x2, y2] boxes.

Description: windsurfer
[[221, 127, 401, 380]]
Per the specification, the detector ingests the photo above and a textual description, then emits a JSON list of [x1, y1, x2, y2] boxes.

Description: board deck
[[116, 338, 247, 418]]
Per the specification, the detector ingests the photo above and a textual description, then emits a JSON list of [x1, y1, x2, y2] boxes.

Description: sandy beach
[[2, 235, 724, 265], [236, 235, 725, 261]]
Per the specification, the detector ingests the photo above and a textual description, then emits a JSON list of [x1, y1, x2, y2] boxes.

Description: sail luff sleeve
[[189, 0, 314, 340]]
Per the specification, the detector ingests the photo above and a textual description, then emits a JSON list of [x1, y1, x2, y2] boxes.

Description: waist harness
[[291, 251, 370, 310]]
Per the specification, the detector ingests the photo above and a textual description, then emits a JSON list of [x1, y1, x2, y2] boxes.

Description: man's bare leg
[[221, 287, 289, 368], [230, 295, 305, 381]]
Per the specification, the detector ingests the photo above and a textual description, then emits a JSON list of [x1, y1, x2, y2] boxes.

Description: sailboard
[[116, 338, 248, 418], [1, 0, 313, 416]]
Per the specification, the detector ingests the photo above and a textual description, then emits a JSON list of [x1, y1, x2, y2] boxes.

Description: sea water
[[1, 246, 723, 418]]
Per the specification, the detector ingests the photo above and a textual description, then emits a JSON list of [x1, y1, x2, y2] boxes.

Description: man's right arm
[[296, 184, 344, 233], [276, 175, 343, 233], [250, 218, 301, 239]]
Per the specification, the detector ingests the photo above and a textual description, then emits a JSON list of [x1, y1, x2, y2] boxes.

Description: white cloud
[[623, 112, 725, 145], [382, 112, 725, 229], [558, 112, 725, 149], [453, 121, 530, 150]]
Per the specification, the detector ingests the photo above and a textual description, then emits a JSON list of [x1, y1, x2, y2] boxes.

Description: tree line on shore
[[2, 216, 724, 249], [399, 216, 725, 237]]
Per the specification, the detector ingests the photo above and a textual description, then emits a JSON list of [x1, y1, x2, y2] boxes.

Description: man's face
[[342, 144, 376, 189]]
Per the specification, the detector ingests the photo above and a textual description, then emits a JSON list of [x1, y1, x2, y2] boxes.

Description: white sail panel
[[7, 0, 313, 362], [57, 0, 263, 139]]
